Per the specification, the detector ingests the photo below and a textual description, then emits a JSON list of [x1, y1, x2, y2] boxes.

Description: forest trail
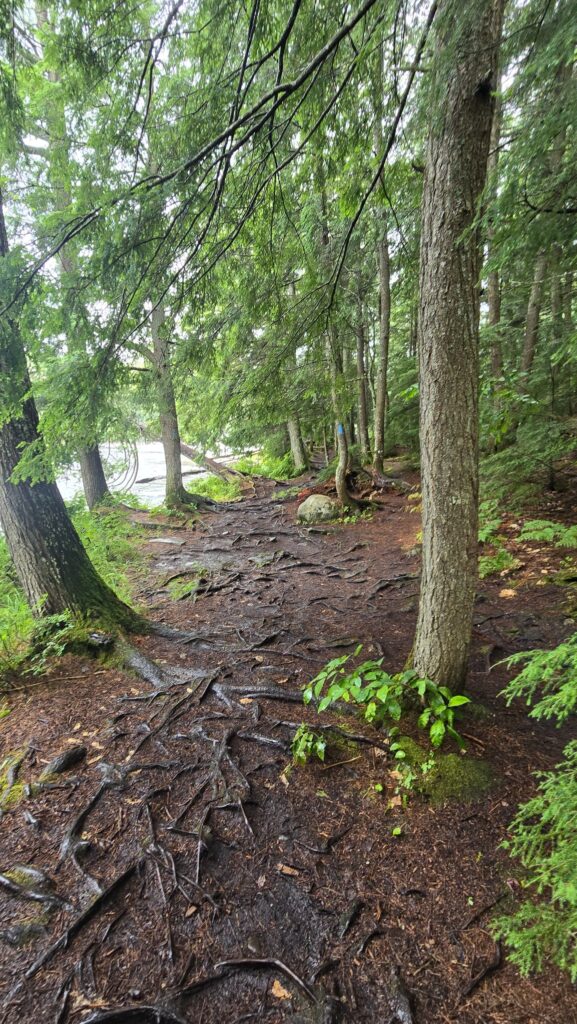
[[1, 480, 576, 1024]]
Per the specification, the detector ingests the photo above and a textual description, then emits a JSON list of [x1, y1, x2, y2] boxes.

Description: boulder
[[297, 494, 339, 523]]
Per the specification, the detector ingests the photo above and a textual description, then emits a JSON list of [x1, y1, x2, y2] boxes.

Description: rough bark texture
[[355, 318, 371, 465], [79, 446, 110, 510], [520, 250, 548, 388], [486, 62, 503, 392], [287, 416, 308, 473], [414, 0, 503, 688], [151, 305, 189, 507], [373, 42, 391, 474], [374, 219, 391, 473], [0, 195, 135, 627]]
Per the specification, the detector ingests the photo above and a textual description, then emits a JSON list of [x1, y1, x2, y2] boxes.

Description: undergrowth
[[186, 474, 242, 502], [293, 645, 470, 761], [0, 499, 142, 679], [235, 451, 296, 479], [495, 632, 577, 980]]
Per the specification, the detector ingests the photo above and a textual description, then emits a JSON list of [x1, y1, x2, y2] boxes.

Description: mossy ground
[[0, 749, 28, 811], [396, 735, 495, 804]]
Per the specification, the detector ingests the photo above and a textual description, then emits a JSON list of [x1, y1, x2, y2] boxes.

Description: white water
[[57, 442, 208, 508]]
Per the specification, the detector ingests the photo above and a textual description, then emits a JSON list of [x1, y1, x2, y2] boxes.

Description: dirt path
[[1, 481, 576, 1023]]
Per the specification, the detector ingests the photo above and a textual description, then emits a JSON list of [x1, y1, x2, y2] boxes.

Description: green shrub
[[479, 545, 519, 579], [302, 646, 470, 748], [235, 451, 296, 479], [187, 474, 242, 502], [495, 633, 577, 979], [70, 504, 142, 603], [291, 724, 327, 765], [518, 520, 577, 548], [0, 539, 35, 676]]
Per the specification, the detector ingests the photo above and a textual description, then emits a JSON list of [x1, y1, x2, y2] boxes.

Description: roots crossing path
[[1, 480, 575, 1023]]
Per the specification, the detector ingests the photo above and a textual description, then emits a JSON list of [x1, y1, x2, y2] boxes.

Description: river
[[57, 442, 209, 507]]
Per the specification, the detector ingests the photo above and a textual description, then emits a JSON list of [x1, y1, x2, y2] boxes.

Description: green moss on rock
[[396, 736, 494, 804]]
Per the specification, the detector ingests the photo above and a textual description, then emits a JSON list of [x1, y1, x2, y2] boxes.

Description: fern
[[518, 520, 577, 548]]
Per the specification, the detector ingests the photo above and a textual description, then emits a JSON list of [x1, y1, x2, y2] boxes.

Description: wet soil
[[1, 477, 576, 1023]]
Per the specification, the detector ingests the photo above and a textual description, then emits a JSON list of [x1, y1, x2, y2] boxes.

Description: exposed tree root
[[214, 957, 318, 1001], [79, 1009, 186, 1024], [4, 860, 144, 1008]]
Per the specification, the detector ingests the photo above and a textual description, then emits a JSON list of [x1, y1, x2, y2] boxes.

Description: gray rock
[[297, 494, 340, 523]]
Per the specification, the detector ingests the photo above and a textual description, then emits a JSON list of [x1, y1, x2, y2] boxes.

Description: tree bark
[[373, 41, 391, 473], [150, 304, 190, 507], [520, 250, 548, 388], [318, 170, 355, 507], [287, 415, 308, 473], [178, 442, 245, 480], [374, 221, 391, 472], [0, 192, 136, 627], [327, 328, 355, 508], [486, 61, 503, 405], [413, 0, 503, 689], [79, 446, 110, 510], [355, 315, 371, 465]]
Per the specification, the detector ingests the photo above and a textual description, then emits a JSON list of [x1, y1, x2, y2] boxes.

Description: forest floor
[[1, 470, 576, 1023]]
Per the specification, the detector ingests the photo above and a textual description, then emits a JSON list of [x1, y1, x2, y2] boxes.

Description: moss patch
[[0, 749, 28, 811], [396, 736, 494, 804]]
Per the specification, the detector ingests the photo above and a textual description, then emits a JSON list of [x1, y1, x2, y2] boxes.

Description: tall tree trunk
[[520, 250, 548, 388], [563, 272, 574, 414], [36, 5, 111, 511], [413, 0, 503, 689], [327, 328, 355, 508], [356, 315, 371, 464], [79, 446, 110, 510], [373, 41, 391, 473], [374, 223, 391, 472], [318, 170, 355, 506], [0, 192, 135, 626], [486, 61, 503, 421], [287, 416, 308, 473], [150, 304, 189, 507]]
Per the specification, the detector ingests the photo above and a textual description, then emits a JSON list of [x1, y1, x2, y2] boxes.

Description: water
[[57, 442, 208, 507]]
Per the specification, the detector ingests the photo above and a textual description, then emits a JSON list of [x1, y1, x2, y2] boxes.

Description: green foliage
[[302, 646, 470, 748], [27, 611, 87, 676], [0, 499, 141, 682], [0, 538, 35, 676], [518, 520, 577, 548], [187, 474, 242, 503], [70, 504, 142, 603], [494, 741, 577, 981], [478, 500, 503, 543], [290, 724, 327, 766], [479, 546, 519, 579], [497, 632, 577, 978], [235, 451, 296, 480], [501, 633, 577, 725], [392, 735, 493, 804], [478, 501, 520, 578]]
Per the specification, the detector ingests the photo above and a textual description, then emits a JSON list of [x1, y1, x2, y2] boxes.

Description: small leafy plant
[[518, 519, 577, 548], [302, 646, 469, 748], [291, 724, 326, 765], [479, 546, 519, 579]]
